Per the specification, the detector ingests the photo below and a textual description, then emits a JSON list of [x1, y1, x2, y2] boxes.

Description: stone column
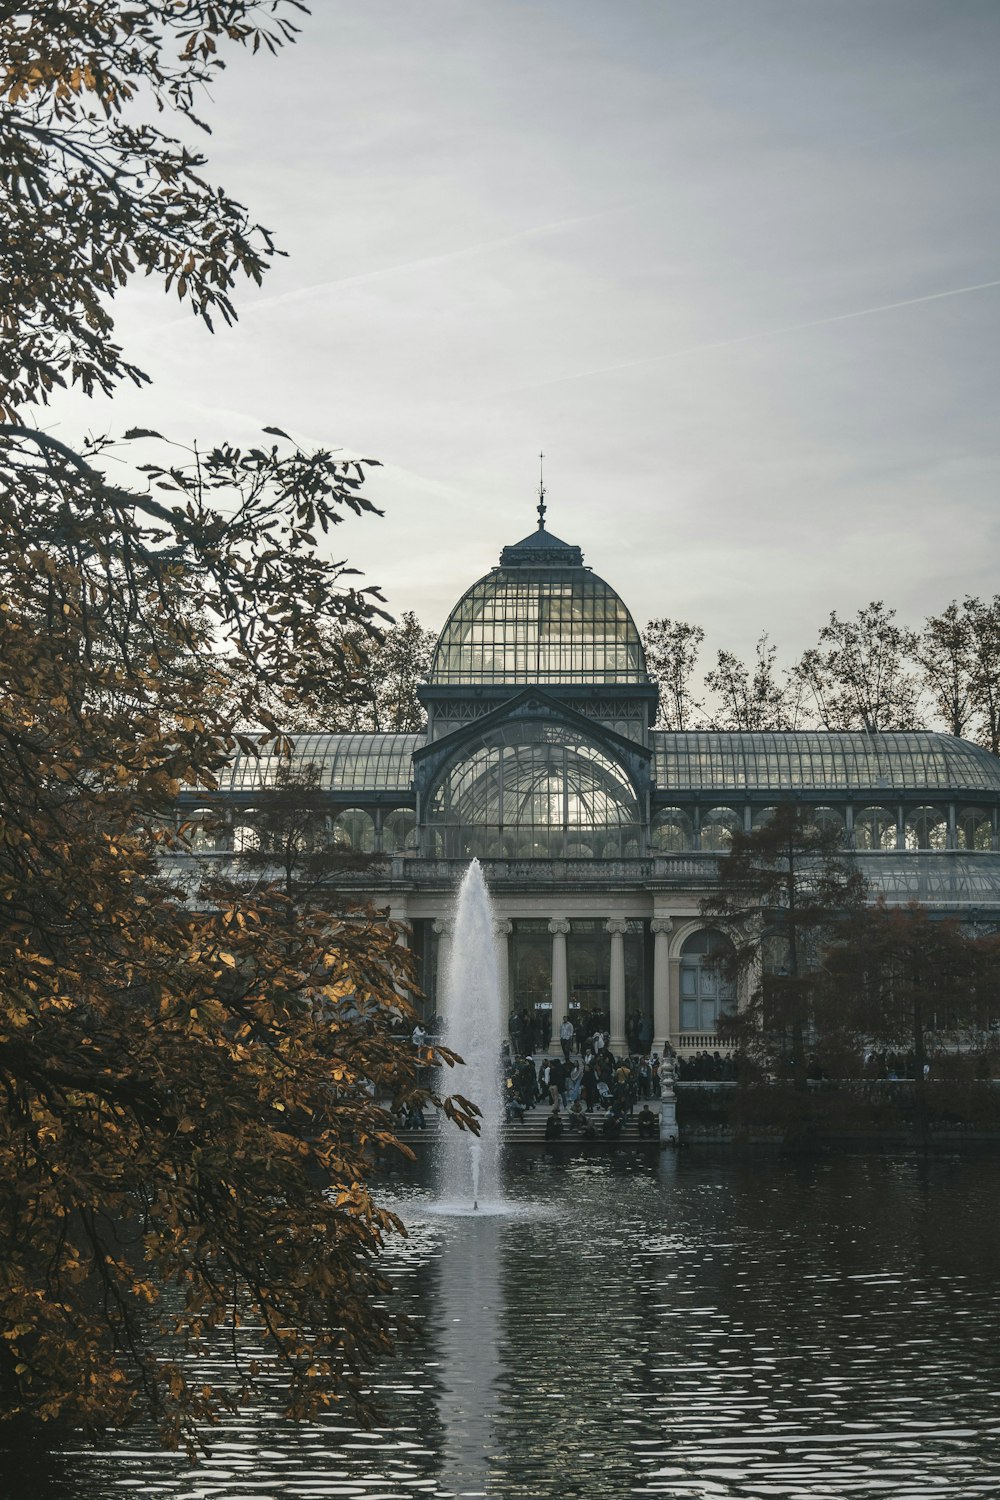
[[548, 917, 570, 1052], [651, 917, 673, 1053], [605, 918, 628, 1056], [432, 918, 452, 1016], [494, 918, 513, 1025]]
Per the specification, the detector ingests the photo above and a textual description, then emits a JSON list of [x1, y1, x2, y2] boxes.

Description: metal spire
[[537, 450, 546, 530]]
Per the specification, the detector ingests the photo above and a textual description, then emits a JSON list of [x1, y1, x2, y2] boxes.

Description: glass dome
[[428, 525, 648, 687]]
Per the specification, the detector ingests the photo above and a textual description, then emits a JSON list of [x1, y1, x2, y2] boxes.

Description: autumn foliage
[[0, 1, 476, 1446]]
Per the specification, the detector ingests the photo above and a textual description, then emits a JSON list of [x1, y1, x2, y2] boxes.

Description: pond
[[6, 1149, 1000, 1499]]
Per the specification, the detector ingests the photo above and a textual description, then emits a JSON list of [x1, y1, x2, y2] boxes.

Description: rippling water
[[5, 1151, 1000, 1499]]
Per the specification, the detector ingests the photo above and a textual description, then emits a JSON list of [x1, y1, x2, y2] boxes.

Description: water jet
[[437, 860, 505, 1213]]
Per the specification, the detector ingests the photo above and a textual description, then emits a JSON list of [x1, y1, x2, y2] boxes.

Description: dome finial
[[537, 449, 546, 530]]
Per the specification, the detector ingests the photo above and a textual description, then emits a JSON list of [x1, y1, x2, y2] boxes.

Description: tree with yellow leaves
[[0, 1, 476, 1447]]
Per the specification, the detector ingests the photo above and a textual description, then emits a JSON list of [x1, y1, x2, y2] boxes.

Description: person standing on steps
[[549, 1053, 566, 1108], [559, 1014, 575, 1064]]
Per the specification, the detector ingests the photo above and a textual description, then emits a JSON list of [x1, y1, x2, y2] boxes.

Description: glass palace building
[[181, 519, 1000, 1057]]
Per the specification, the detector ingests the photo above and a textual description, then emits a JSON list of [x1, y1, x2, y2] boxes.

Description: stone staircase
[[394, 1102, 662, 1149]]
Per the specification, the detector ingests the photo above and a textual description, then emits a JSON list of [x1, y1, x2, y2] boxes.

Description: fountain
[[437, 859, 505, 1212]]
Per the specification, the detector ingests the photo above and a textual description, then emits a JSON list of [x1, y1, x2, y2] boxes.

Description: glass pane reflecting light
[[430, 568, 646, 685], [653, 731, 1000, 793], [428, 722, 640, 858], [217, 733, 419, 793]]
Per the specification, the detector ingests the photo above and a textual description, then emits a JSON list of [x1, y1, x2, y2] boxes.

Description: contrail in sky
[[244, 208, 614, 314], [515, 276, 1000, 391], [144, 203, 638, 336], [139, 202, 638, 339]]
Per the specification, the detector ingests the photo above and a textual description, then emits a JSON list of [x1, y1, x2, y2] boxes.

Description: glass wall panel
[[383, 807, 417, 854], [564, 920, 649, 1041], [429, 569, 647, 686], [651, 807, 695, 852], [185, 806, 226, 852], [332, 807, 376, 853], [427, 723, 640, 859], [217, 734, 419, 794], [232, 813, 260, 852], [510, 919, 552, 1049], [904, 805, 949, 851], [652, 731, 1000, 796], [568, 919, 609, 1031], [700, 807, 741, 852], [958, 807, 993, 851], [679, 928, 735, 1032], [625, 919, 650, 1041], [810, 805, 845, 840], [854, 806, 897, 850]]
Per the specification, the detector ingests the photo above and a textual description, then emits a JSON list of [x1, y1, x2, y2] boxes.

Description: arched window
[[751, 806, 778, 830], [810, 805, 845, 839], [700, 807, 741, 852], [427, 722, 639, 859], [904, 806, 948, 851], [232, 811, 261, 852], [651, 807, 694, 852], [679, 929, 736, 1032], [332, 807, 376, 853], [186, 806, 226, 852], [383, 807, 417, 854], [958, 807, 993, 852], [854, 806, 897, 851]]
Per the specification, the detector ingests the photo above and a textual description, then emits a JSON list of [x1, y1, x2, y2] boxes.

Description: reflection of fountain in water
[[434, 1215, 503, 1495], [437, 859, 505, 1213]]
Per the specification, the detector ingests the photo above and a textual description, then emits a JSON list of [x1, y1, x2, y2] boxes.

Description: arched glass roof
[[216, 733, 420, 794], [208, 730, 1000, 800], [652, 732, 1000, 795], [429, 526, 647, 686], [426, 722, 640, 858]]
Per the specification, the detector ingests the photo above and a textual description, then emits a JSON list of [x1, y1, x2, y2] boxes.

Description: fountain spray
[[437, 860, 505, 1212]]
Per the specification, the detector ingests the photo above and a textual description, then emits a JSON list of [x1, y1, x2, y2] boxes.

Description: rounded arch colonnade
[[650, 802, 998, 853]]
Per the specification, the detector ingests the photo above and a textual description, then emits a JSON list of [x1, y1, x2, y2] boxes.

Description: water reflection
[[4, 1152, 1000, 1498], [434, 1216, 502, 1495]]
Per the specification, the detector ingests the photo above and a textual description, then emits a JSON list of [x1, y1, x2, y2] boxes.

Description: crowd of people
[[402, 1013, 976, 1123], [674, 1049, 738, 1081], [506, 1005, 657, 1060], [401, 1003, 744, 1139], [541, 1098, 660, 1141], [503, 1019, 669, 1141]]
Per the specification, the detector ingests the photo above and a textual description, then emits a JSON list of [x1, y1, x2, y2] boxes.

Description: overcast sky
[[49, 0, 1000, 666]]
